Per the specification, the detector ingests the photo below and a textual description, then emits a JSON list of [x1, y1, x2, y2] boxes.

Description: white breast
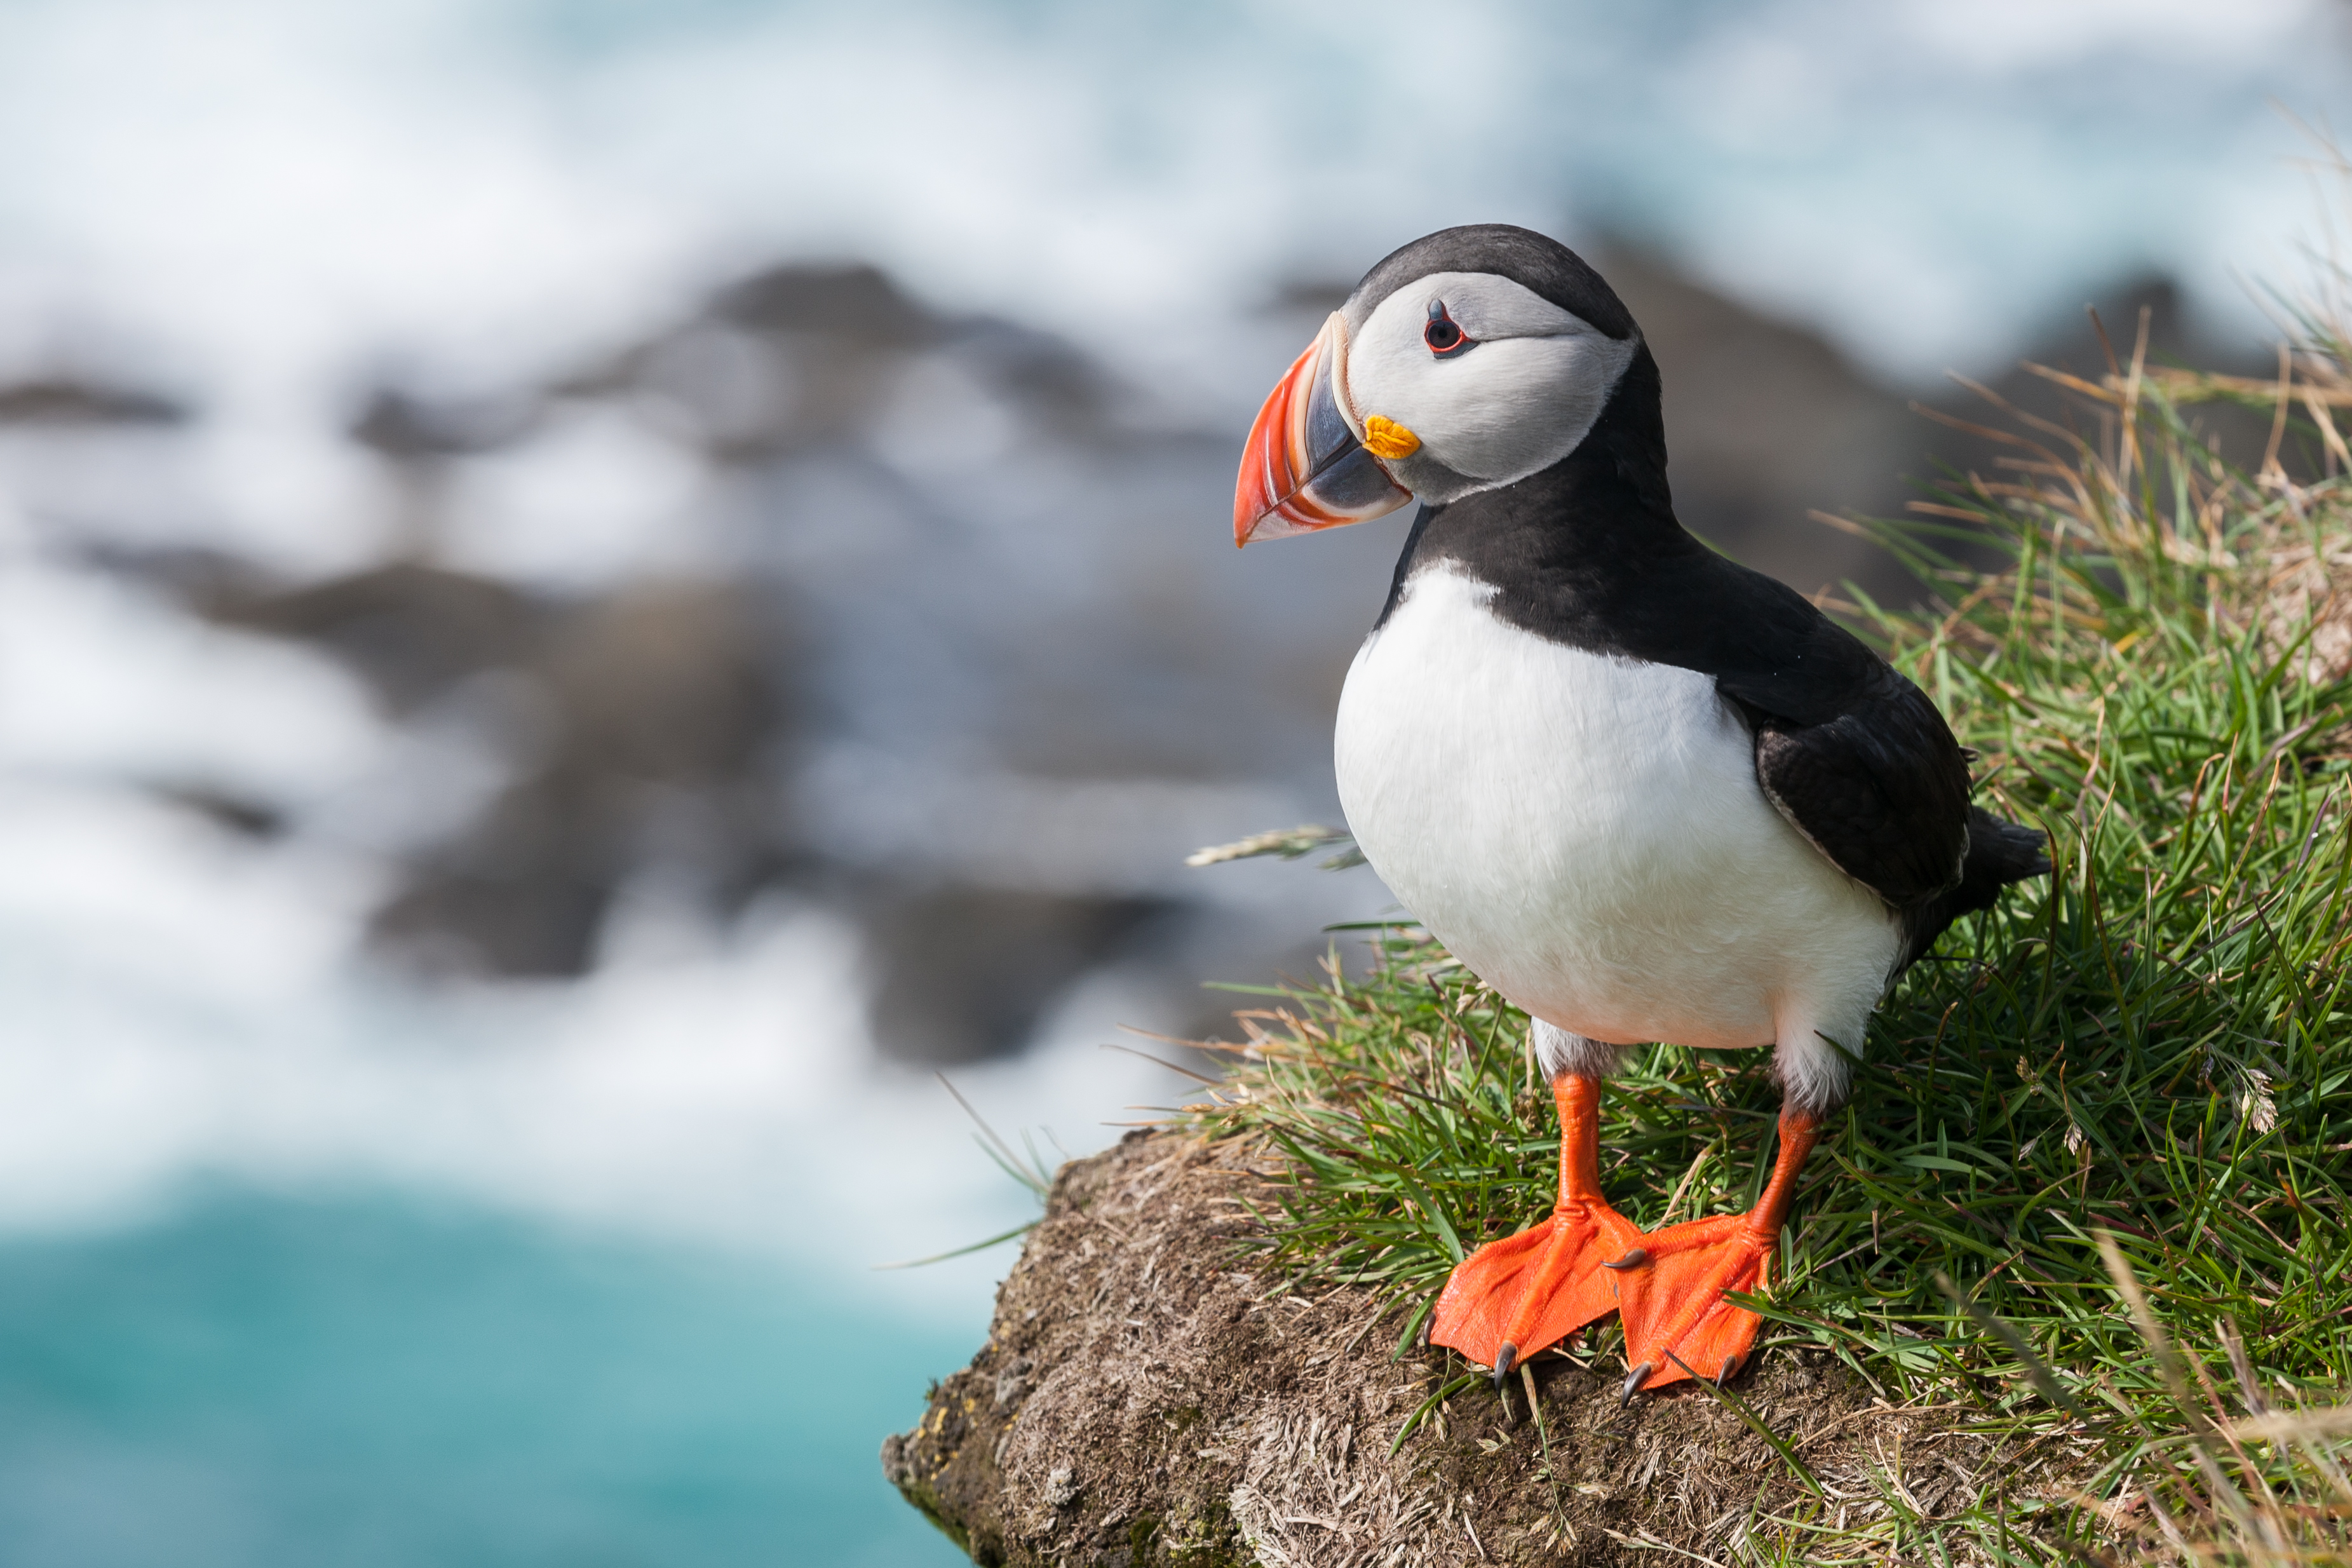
[[1334, 564, 1902, 1055]]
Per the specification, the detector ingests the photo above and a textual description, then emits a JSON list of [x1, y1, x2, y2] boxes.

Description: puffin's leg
[[1614, 1020, 1849, 1396], [1429, 1025, 1642, 1383]]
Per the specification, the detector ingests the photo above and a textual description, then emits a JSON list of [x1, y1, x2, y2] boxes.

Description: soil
[[882, 1129, 2013, 1567]]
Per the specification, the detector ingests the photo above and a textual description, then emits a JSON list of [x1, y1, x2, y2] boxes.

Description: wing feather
[[1645, 563, 1973, 908]]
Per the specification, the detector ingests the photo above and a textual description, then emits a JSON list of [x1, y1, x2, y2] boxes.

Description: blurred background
[[0, 1, 2343, 1562]]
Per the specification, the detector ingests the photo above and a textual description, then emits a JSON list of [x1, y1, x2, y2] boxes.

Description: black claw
[[1491, 1344, 1517, 1388], [1601, 1247, 1649, 1271], [1717, 1354, 1740, 1387], [1621, 1362, 1652, 1405]]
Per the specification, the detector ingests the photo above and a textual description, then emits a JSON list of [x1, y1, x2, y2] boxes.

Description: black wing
[[1732, 657, 1971, 909], [1641, 559, 1973, 910]]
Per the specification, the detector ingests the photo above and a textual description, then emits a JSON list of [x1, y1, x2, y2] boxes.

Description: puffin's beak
[[1232, 312, 1414, 546]]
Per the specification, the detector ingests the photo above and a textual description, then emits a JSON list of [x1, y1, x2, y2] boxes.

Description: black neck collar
[[1374, 343, 1707, 642]]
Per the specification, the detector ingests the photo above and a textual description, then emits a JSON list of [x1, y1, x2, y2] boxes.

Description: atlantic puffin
[[1231, 225, 2047, 1396]]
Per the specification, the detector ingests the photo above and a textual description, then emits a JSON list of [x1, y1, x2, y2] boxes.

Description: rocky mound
[[884, 1130, 2015, 1567]]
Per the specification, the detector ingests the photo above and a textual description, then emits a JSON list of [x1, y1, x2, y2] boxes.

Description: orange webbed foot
[[1613, 1213, 1773, 1394], [1430, 1198, 1646, 1375], [1616, 1106, 1823, 1397]]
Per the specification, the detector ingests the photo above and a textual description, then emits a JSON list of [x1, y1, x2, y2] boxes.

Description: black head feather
[[1342, 224, 1638, 342]]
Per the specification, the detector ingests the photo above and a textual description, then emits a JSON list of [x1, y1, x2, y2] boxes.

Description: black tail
[[1898, 807, 2050, 971]]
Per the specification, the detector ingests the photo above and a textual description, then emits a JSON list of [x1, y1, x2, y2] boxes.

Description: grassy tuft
[[1186, 320, 2352, 1560]]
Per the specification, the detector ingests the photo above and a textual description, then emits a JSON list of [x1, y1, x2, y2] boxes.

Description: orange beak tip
[[1230, 312, 1411, 547]]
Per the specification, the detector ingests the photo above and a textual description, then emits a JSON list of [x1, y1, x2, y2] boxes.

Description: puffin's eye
[[1423, 299, 1473, 359]]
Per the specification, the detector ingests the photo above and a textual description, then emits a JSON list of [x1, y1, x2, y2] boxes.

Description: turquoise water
[[0, 1189, 973, 1567]]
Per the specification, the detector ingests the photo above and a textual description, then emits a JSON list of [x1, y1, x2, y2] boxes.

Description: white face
[[1344, 270, 1639, 504]]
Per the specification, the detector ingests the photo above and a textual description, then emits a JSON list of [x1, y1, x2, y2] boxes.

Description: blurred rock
[[713, 261, 945, 348], [372, 811, 616, 977], [858, 883, 1176, 1065], [1926, 273, 2283, 476], [147, 781, 287, 839], [370, 581, 785, 977], [607, 263, 952, 461], [198, 558, 785, 978], [0, 372, 187, 426], [1595, 243, 1920, 605], [207, 563, 546, 715], [349, 384, 539, 459]]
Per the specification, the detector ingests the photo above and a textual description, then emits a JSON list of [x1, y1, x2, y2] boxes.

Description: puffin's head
[[1233, 224, 1642, 545]]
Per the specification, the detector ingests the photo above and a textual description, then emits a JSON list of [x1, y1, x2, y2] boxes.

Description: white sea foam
[[0, 557, 386, 798]]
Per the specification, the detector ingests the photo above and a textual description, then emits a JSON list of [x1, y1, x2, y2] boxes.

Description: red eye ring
[[1424, 299, 1474, 359]]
